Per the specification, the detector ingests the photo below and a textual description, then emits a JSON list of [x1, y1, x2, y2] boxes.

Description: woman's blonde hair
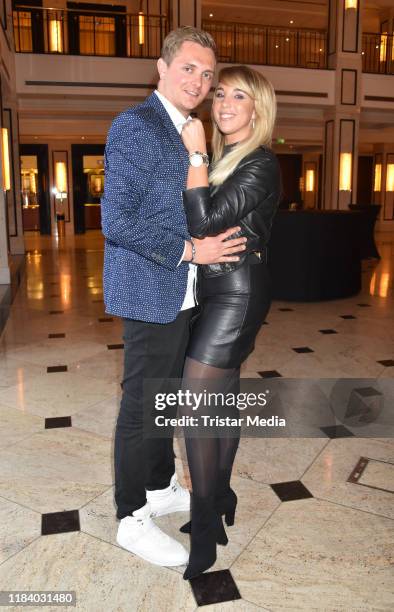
[[209, 65, 277, 186]]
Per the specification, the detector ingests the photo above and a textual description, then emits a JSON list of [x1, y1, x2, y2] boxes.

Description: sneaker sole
[[117, 538, 188, 567]]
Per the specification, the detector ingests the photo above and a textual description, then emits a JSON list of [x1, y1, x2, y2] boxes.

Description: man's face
[[157, 41, 216, 117]]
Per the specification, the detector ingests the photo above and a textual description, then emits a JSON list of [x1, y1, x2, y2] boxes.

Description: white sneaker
[[116, 502, 189, 567], [146, 473, 190, 518]]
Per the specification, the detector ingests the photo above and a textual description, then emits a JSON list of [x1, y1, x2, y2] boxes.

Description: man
[[101, 26, 245, 568]]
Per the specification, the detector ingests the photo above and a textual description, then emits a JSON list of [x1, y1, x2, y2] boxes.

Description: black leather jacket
[[183, 145, 281, 277]]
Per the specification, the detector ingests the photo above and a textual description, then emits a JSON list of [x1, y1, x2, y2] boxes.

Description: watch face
[[190, 153, 203, 168]]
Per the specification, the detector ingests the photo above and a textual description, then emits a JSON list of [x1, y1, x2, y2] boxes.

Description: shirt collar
[[154, 90, 190, 134]]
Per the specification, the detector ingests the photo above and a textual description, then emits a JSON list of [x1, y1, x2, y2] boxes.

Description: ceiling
[[17, 93, 394, 153]]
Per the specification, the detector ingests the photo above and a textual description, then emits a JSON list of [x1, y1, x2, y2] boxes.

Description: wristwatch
[[189, 151, 209, 168]]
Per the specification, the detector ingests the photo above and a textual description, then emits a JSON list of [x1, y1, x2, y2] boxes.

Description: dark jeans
[[114, 309, 192, 519]]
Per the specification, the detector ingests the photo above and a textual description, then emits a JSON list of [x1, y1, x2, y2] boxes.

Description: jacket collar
[[143, 92, 189, 171]]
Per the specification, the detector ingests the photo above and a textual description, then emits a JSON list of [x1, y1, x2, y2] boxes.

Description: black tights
[[180, 357, 240, 500]]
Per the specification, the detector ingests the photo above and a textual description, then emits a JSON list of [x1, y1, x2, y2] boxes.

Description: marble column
[[2, 94, 24, 255], [0, 158, 11, 284], [372, 144, 394, 230], [0, 6, 14, 282], [1, 1, 25, 263], [322, 0, 363, 210]]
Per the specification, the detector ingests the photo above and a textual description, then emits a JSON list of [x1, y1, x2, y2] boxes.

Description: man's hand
[[183, 227, 247, 265], [181, 118, 207, 154]]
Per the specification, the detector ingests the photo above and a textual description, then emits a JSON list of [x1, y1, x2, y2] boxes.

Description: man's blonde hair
[[161, 26, 217, 65], [210, 66, 277, 186]]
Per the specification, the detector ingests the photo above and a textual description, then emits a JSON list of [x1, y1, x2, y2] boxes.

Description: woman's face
[[212, 81, 256, 145]]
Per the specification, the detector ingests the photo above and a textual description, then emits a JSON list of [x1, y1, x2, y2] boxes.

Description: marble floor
[[0, 230, 393, 611]]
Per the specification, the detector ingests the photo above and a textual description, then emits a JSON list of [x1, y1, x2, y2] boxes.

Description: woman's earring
[[251, 118, 255, 130]]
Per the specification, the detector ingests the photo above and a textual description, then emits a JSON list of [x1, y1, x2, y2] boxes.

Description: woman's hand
[[181, 118, 207, 154]]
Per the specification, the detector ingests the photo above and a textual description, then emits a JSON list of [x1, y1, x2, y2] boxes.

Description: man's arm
[[101, 112, 246, 268], [101, 113, 186, 270]]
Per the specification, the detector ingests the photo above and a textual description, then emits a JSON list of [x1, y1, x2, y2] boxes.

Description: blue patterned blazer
[[101, 92, 191, 323]]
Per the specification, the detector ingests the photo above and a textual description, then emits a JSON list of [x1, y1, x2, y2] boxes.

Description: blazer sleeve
[[183, 149, 280, 238], [101, 112, 186, 270]]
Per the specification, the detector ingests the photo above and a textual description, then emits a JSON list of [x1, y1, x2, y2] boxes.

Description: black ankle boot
[[217, 487, 237, 526], [183, 494, 221, 580], [180, 485, 237, 540]]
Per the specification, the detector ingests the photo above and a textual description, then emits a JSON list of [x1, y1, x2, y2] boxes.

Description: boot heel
[[216, 517, 228, 546], [180, 519, 228, 545], [217, 484, 237, 528], [225, 508, 235, 526]]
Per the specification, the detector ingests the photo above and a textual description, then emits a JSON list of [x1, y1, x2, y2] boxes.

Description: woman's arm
[[181, 119, 248, 259], [181, 118, 280, 239], [184, 150, 280, 238]]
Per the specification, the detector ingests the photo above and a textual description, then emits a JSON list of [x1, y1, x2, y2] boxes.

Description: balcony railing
[[202, 20, 328, 69], [13, 6, 169, 58], [205, 22, 394, 74], [12, 8, 394, 76], [362, 32, 394, 75]]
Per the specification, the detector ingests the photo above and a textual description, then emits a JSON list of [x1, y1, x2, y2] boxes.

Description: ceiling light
[[209, 13, 213, 18]]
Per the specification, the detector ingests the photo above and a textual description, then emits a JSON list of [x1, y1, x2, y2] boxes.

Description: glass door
[[21, 155, 39, 231], [20, 144, 51, 234], [71, 144, 104, 233], [83, 154, 104, 229]]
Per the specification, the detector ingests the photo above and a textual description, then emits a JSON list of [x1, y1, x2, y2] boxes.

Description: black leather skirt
[[187, 255, 271, 369]]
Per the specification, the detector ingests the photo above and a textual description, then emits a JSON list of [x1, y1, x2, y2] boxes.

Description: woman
[[180, 65, 281, 580]]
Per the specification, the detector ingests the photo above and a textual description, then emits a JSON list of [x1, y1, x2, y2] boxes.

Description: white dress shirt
[[154, 89, 197, 310]]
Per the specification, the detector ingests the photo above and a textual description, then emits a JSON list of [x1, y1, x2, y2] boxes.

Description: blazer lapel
[[144, 93, 189, 173]]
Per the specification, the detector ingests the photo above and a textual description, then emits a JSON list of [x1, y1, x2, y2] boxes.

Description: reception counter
[[268, 210, 362, 301]]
